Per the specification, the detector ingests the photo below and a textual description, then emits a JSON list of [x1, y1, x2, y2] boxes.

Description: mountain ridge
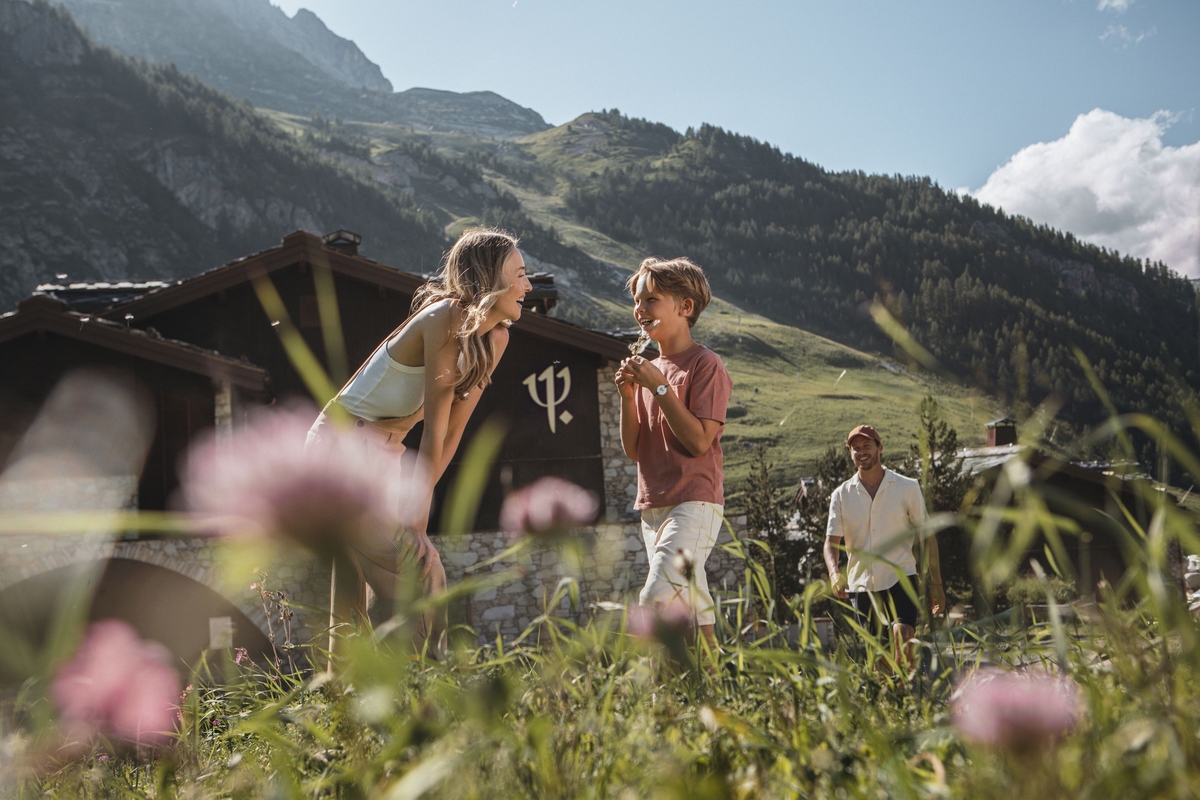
[[55, 0, 549, 139], [0, 0, 446, 305]]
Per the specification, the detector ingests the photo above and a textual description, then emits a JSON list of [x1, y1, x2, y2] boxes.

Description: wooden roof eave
[[970, 448, 1167, 507], [101, 231, 424, 322], [0, 302, 270, 393], [510, 313, 631, 362]]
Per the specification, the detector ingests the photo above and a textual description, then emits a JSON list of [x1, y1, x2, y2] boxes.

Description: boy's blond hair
[[625, 257, 712, 328]]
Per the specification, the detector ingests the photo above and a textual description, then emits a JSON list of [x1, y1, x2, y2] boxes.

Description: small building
[[959, 439, 1179, 598]]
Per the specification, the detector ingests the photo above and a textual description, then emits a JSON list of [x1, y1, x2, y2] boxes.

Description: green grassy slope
[[256, 110, 1003, 495], [691, 299, 988, 500]]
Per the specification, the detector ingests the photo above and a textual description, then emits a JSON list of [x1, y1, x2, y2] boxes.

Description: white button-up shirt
[[826, 468, 926, 592]]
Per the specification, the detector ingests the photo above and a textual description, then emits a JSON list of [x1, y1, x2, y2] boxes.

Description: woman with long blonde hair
[[307, 227, 530, 643]]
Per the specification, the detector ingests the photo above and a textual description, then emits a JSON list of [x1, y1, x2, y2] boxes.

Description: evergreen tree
[[896, 396, 976, 603]]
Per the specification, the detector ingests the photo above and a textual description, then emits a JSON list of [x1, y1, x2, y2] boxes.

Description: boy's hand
[[623, 355, 669, 391], [615, 362, 637, 401]]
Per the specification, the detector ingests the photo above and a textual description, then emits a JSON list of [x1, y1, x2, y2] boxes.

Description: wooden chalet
[[960, 442, 1179, 597], [0, 293, 269, 510]]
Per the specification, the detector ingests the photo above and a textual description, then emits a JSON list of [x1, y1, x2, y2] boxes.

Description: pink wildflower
[[627, 597, 696, 666], [627, 596, 695, 640], [181, 405, 428, 557], [51, 620, 181, 746], [500, 477, 599, 539], [951, 669, 1083, 752]]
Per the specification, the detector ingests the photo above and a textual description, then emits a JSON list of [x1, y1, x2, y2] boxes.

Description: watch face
[[655, 384, 668, 396]]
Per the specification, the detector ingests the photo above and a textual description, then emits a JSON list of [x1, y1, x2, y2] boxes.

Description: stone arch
[[0, 558, 276, 681], [0, 537, 271, 639]]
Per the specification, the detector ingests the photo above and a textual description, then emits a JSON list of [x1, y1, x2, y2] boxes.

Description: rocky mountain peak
[[206, 0, 393, 92], [0, 0, 87, 67]]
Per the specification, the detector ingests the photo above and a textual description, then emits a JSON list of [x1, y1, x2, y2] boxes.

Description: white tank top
[[336, 345, 425, 421]]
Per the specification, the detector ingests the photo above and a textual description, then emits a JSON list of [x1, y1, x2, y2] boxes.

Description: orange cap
[[845, 424, 881, 446]]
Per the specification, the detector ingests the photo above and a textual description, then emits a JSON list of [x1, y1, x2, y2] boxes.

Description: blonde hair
[[411, 228, 519, 397], [625, 257, 711, 327]]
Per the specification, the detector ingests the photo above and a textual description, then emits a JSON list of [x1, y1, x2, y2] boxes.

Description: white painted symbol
[[523, 365, 572, 433]]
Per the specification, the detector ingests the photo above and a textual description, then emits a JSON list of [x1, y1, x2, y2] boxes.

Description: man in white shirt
[[824, 425, 945, 661]]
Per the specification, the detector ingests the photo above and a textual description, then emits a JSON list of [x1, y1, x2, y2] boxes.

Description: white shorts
[[639, 501, 724, 626]]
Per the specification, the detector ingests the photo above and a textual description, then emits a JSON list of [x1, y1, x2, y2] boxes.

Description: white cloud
[[1097, 0, 1136, 12], [972, 109, 1200, 277], [1100, 23, 1156, 47]]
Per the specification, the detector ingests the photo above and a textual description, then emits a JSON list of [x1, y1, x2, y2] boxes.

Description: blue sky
[[276, 0, 1200, 272]]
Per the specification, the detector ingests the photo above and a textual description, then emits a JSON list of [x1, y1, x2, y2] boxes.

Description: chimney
[[521, 272, 558, 314], [986, 418, 1018, 447], [322, 229, 362, 256]]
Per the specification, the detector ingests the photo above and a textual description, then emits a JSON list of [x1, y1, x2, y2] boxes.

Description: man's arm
[[921, 533, 945, 616], [909, 483, 944, 616], [824, 535, 847, 598], [825, 491, 847, 598]]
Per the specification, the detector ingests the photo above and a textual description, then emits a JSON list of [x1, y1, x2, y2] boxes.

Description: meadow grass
[[5, 302, 1199, 799]]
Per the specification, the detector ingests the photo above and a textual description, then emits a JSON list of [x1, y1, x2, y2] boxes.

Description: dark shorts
[[850, 580, 919, 631]]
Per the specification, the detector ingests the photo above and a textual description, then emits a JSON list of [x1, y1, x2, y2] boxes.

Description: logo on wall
[[523, 365, 572, 433]]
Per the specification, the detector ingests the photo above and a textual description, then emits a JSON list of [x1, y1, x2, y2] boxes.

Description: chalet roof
[[34, 280, 175, 313], [98, 230, 631, 362], [0, 294, 270, 392], [959, 444, 1024, 475], [958, 444, 1157, 503]]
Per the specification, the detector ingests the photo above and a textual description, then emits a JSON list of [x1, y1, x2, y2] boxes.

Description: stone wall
[[434, 364, 750, 640], [0, 533, 330, 647]]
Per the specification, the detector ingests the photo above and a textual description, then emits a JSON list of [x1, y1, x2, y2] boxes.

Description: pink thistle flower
[[951, 669, 1083, 753], [181, 405, 428, 557], [627, 597, 696, 666], [51, 620, 181, 746], [500, 477, 599, 539], [628, 596, 695, 639]]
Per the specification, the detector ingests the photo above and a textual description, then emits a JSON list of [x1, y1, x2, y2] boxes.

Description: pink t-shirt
[[634, 344, 733, 510]]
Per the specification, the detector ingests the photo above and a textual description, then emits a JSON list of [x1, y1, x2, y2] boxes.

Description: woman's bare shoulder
[[412, 299, 466, 347]]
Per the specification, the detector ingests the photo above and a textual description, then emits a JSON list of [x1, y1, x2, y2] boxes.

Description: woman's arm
[[409, 322, 507, 534], [415, 306, 462, 485], [399, 305, 461, 574], [434, 326, 509, 479]]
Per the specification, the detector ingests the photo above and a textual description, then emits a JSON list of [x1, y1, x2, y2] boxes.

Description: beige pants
[[639, 501, 723, 626], [305, 410, 445, 645]]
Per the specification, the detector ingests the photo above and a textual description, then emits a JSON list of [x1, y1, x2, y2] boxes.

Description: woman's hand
[[400, 529, 443, 581], [622, 355, 668, 391]]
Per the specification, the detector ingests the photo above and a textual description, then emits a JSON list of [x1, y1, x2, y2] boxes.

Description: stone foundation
[[435, 516, 749, 640]]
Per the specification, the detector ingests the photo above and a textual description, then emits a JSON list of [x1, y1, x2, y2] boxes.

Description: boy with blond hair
[[616, 257, 733, 645]]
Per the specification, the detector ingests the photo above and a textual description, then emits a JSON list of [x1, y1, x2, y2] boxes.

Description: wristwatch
[[654, 384, 668, 397]]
